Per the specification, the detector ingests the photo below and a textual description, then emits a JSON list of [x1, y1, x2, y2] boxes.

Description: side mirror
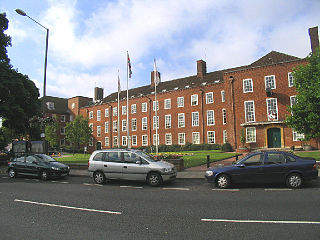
[[235, 163, 245, 168], [136, 160, 142, 165], [32, 161, 38, 165]]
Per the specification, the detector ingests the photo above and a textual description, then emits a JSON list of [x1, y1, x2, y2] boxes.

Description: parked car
[[88, 149, 177, 186], [8, 154, 70, 180], [205, 151, 318, 189]]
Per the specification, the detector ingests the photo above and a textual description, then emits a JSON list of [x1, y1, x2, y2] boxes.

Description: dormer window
[[46, 102, 55, 110]]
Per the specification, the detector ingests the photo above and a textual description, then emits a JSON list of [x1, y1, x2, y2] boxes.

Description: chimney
[[309, 26, 319, 54], [197, 60, 207, 78], [94, 87, 103, 101], [151, 71, 161, 87]]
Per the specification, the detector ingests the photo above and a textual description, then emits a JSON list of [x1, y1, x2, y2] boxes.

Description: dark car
[[205, 151, 318, 189], [8, 154, 70, 180]]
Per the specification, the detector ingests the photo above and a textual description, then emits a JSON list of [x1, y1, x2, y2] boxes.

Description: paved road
[[1, 175, 320, 239]]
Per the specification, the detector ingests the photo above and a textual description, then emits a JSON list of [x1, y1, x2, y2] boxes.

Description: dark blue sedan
[[205, 151, 318, 188]]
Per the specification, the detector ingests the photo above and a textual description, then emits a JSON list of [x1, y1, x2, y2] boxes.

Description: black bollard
[[207, 155, 210, 168]]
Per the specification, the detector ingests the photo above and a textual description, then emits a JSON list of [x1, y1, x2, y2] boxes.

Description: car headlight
[[205, 171, 214, 177], [162, 168, 171, 173], [51, 167, 60, 171]]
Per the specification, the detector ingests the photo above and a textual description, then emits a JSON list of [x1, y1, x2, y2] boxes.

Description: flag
[[154, 58, 160, 86], [127, 52, 132, 78], [117, 71, 121, 94]]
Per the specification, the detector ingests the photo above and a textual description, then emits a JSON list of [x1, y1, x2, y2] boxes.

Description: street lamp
[[16, 9, 49, 97]]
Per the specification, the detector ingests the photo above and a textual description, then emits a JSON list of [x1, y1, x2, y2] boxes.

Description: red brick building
[[48, 27, 320, 152]]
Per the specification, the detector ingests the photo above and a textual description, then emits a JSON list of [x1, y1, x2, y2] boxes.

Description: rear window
[[266, 153, 286, 164], [93, 152, 105, 161]]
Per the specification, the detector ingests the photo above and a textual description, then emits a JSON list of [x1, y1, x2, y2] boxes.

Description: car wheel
[[40, 170, 49, 181], [286, 173, 303, 189], [147, 172, 163, 187], [216, 174, 231, 189], [93, 171, 106, 184], [8, 168, 17, 178]]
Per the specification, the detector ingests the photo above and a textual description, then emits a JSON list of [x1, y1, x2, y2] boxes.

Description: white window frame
[[89, 111, 93, 119], [266, 98, 278, 121], [192, 132, 200, 144], [177, 97, 184, 108], [97, 110, 101, 121], [105, 122, 109, 133], [60, 127, 66, 135], [178, 113, 185, 128], [221, 90, 225, 103], [265, 75, 276, 90], [243, 78, 253, 93], [113, 107, 118, 117], [290, 96, 296, 108], [244, 101, 255, 123], [142, 102, 147, 112], [207, 131, 215, 144], [165, 115, 171, 129], [223, 130, 227, 144], [206, 92, 214, 104], [131, 118, 137, 131], [132, 135, 137, 146], [122, 136, 127, 146], [142, 117, 148, 130], [142, 135, 148, 146], [61, 115, 65, 122], [191, 94, 198, 106], [113, 120, 118, 132], [207, 110, 215, 126], [292, 130, 304, 141], [288, 72, 294, 87], [153, 101, 159, 111], [97, 126, 101, 137], [105, 108, 109, 117], [164, 99, 171, 109], [165, 133, 172, 145], [104, 137, 109, 147], [113, 136, 118, 147], [122, 120, 127, 132], [153, 134, 159, 146], [246, 127, 256, 143], [122, 106, 127, 115], [131, 104, 137, 114], [153, 116, 159, 130], [89, 123, 93, 133], [192, 112, 199, 127], [222, 109, 227, 125], [178, 133, 185, 145]]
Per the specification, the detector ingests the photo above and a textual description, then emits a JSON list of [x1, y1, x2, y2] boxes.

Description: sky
[[1, 0, 319, 100]]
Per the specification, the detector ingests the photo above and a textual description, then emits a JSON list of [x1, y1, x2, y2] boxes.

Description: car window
[[286, 155, 296, 162], [26, 156, 37, 164], [242, 153, 263, 166], [93, 152, 105, 161], [266, 153, 286, 164], [123, 152, 140, 163], [106, 152, 121, 162], [14, 156, 25, 163]]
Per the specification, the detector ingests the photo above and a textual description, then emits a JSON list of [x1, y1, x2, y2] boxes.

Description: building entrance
[[96, 142, 102, 150], [267, 128, 281, 148]]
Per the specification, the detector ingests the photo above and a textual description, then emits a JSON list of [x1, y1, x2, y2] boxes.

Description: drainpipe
[[229, 76, 238, 149], [200, 88, 205, 144], [146, 96, 153, 150], [106, 103, 113, 148]]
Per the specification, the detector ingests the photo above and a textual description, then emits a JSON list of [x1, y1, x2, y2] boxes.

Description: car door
[[102, 151, 124, 179], [122, 152, 150, 180], [12, 156, 26, 174], [262, 152, 288, 182], [231, 153, 265, 183], [24, 155, 40, 176]]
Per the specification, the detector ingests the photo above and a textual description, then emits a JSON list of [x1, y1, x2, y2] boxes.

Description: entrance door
[[267, 128, 281, 148], [96, 142, 102, 150]]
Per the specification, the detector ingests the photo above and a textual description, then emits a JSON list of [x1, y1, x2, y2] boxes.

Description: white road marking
[[120, 186, 143, 189], [2, 177, 8, 179], [264, 189, 292, 191], [14, 199, 122, 215], [212, 189, 240, 191], [83, 183, 103, 187], [60, 182, 69, 184], [162, 187, 190, 191], [51, 181, 59, 183], [201, 218, 320, 225]]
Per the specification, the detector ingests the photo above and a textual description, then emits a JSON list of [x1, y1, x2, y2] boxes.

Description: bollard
[[236, 155, 239, 161], [207, 155, 210, 168]]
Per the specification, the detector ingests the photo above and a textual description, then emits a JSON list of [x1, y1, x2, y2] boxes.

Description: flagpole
[[127, 51, 131, 148], [154, 59, 159, 154], [117, 70, 120, 148]]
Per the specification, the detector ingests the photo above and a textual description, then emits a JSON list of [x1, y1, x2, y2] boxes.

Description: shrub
[[221, 142, 233, 152]]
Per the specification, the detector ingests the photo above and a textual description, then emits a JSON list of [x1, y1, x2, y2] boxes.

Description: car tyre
[[216, 174, 231, 189], [286, 173, 303, 189], [147, 172, 163, 187], [93, 171, 106, 184], [40, 170, 49, 181], [8, 168, 17, 178]]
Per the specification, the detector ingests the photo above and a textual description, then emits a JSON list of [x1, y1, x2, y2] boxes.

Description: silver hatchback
[[88, 149, 177, 186]]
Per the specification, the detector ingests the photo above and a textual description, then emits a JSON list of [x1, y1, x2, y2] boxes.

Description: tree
[[0, 13, 40, 139], [65, 115, 91, 151], [285, 48, 320, 143], [45, 118, 59, 148]]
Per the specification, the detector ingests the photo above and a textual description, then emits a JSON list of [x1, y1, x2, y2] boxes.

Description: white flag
[[154, 59, 160, 86]]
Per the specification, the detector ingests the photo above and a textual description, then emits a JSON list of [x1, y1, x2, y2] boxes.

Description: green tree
[[285, 48, 320, 143], [45, 118, 59, 148], [65, 115, 91, 151], [0, 13, 40, 138]]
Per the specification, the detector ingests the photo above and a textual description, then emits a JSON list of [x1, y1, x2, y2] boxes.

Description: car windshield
[[34, 154, 57, 163], [135, 151, 158, 162]]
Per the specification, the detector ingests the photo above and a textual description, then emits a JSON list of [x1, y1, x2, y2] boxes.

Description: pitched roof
[[41, 96, 68, 114], [90, 51, 301, 106]]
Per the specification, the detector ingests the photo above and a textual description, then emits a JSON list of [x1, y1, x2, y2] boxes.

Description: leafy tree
[[65, 115, 91, 151], [0, 13, 40, 139], [45, 118, 59, 148], [285, 48, 320, 143]]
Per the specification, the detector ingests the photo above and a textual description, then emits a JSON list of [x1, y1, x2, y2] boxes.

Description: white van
[[88, 149, 177, 186]]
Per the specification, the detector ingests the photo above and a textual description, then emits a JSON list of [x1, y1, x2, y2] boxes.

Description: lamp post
[[16, 9, 49, 97]]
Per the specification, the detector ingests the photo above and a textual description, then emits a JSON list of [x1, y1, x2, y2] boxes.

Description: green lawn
[[294, 151, 320, 161], [56, 150, 239, 168]]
